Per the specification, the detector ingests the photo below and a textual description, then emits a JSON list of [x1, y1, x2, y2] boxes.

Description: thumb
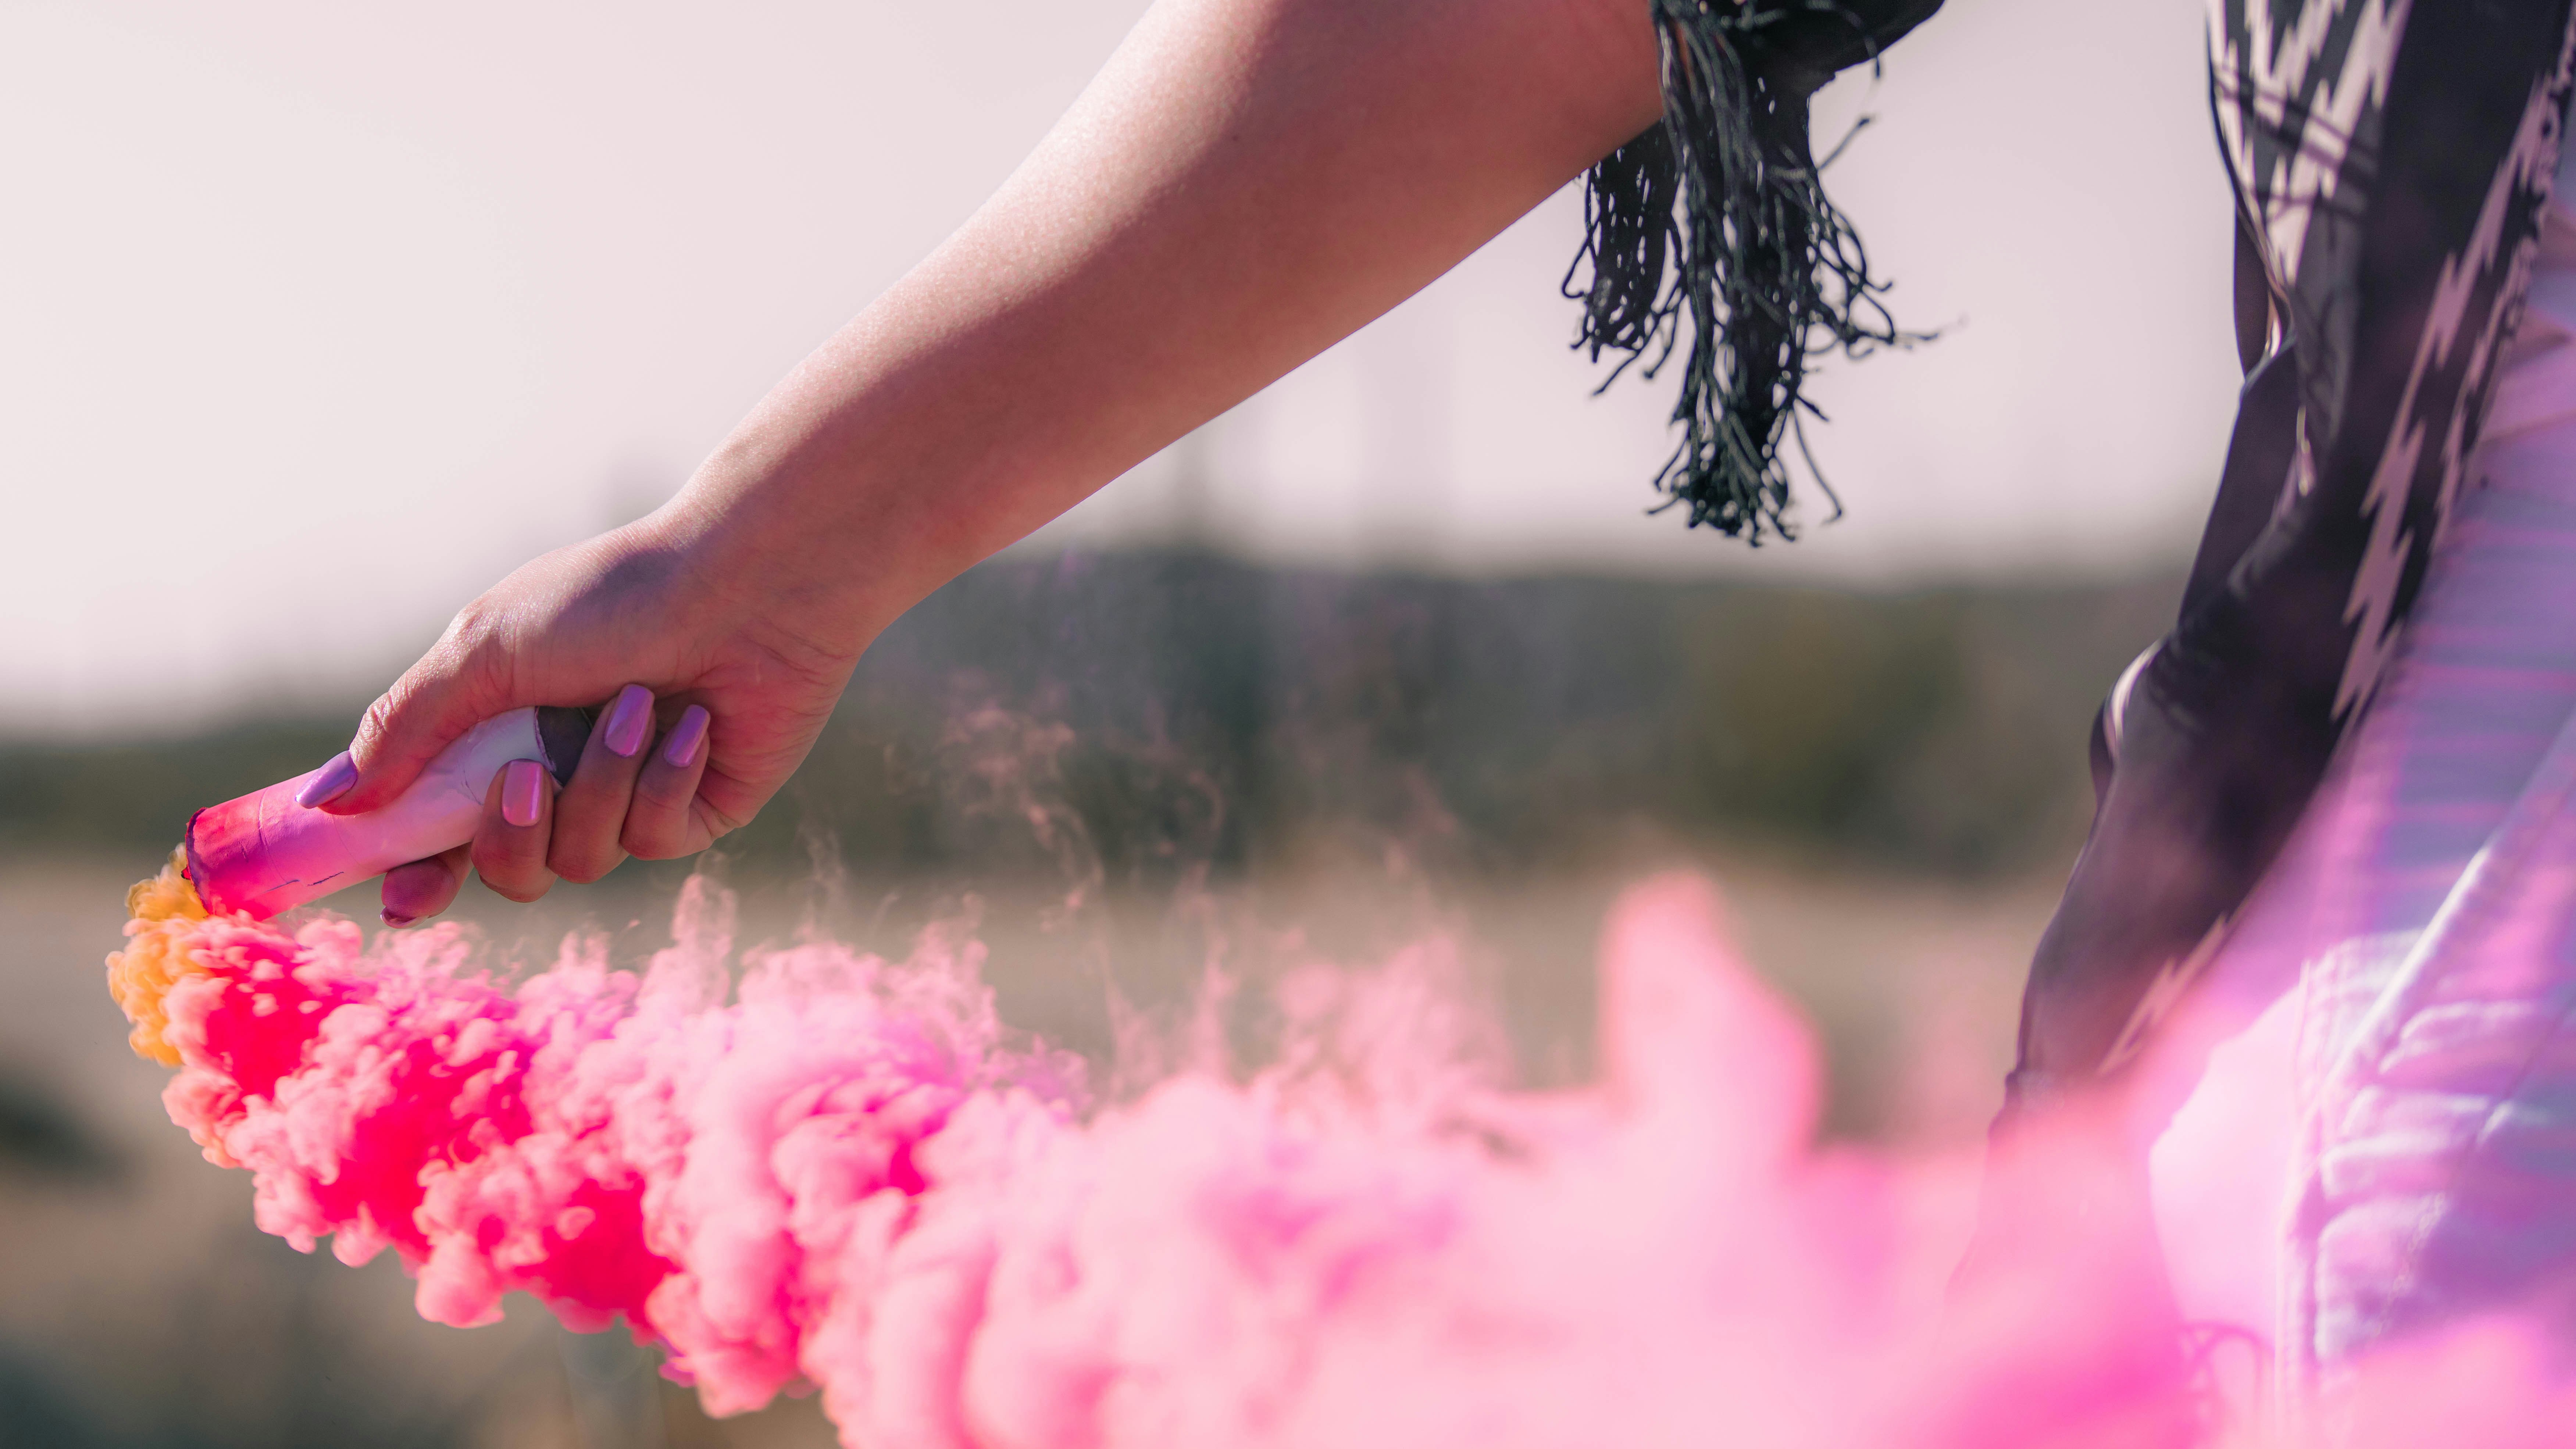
[[324, 617, 517, 816]]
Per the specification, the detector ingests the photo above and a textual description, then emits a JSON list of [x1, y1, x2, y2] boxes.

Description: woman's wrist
[[651, 428, 925, 672], [663, 308, 1056, 665]]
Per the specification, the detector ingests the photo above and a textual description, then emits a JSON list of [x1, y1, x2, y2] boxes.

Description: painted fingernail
[[381, 910, 418, 929], [661, 705, 709, 768], [502, 758, 546, 828], [295, 752, 360, 809], [602, 684, 654, 758]]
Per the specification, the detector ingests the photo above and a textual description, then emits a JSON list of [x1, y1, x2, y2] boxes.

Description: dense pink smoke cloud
[[112, 869, 2576, 1447]]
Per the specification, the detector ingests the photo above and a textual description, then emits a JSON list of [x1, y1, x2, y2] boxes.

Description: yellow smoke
[[108, 850, 211, 1066]]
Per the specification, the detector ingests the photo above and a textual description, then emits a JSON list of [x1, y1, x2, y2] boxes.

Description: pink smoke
[[126, 871, 2576, 1447]]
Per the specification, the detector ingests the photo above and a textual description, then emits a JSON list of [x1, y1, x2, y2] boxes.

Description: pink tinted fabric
[[2142, 165, 2576, 1420]]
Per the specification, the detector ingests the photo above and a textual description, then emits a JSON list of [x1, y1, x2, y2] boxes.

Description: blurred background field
[[0, 549, 2176, 1448]]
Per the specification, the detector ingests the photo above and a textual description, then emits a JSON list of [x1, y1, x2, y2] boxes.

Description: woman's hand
[[304, 510, 871, 925]]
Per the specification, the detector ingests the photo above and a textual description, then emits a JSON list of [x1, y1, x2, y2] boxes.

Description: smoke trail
[[106, 858, 2571, 1447]]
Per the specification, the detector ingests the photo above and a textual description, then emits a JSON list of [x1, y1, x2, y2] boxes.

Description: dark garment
[[2014, 0, 2576, 1106]]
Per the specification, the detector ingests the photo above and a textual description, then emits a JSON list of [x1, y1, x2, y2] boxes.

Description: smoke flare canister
[[185, 706, 594, 919]]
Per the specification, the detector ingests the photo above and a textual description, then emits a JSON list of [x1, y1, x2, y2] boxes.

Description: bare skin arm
[[320, 0, 1664, 921]]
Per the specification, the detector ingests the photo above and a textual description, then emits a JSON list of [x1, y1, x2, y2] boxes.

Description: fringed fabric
[[1567, 0, 1942, 542]]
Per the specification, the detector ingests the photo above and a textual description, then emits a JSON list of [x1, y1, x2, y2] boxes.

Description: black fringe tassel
[[1567, 0, 1938, 543]]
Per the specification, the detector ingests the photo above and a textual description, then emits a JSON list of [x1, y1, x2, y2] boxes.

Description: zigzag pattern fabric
[[2008, 0, 2576, 1101]]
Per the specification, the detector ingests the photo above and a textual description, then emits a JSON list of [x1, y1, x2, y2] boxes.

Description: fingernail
[[381, 910, 418, 929], [662, 705, 709, 768], [502, 758, 546, 828], [295, 752, 360, 809], [603, 684, 654, 758]]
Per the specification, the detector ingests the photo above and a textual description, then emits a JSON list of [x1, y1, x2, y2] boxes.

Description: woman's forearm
[[311, 0, 1661, 913], [670, 0, 1662, 654]]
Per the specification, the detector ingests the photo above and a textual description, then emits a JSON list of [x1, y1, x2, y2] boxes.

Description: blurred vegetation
[[0, 549, 2174, 883]]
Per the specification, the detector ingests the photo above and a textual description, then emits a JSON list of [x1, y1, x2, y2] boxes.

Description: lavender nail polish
[[602, 684, 654, 758], [295, 751, 360, 810], [502, 759, 546, 828], [662, 706, 709, 768], [381, 910, 418, 929]]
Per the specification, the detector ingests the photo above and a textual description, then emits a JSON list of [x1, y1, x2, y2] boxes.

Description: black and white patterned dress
[[2022, 0, 2576, 1096], [2014, 0, 2576, 1418]]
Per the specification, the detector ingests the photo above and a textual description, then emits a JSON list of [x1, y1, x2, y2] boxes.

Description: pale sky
[[0, 0, 2236, 732]]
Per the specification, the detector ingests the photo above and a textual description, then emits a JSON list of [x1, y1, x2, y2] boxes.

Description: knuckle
[[697, 795, 751, 838], [551, 846, 614, 884], [470, 833, 536, 884], [620, 821, 680, 861], [544, 794, 623, 881], [471, 855, 553, 903], [633, 774, 695, 811], [352, 689, 404, 758], [428, 604, 517, 689], [439, 594, 504, 650]]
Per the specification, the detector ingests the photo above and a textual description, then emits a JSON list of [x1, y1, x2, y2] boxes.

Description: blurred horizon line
[[0, 537, 2188, 745]]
